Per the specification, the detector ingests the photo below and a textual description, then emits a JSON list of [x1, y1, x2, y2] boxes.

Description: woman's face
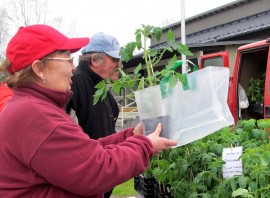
[[42, 51, 75, 92]]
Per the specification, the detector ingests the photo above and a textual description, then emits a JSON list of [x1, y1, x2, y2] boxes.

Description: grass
[[112, 178, 138, 196]]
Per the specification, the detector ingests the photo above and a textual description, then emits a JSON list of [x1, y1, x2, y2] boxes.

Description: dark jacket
[[0, 83, 153, 197], [66, 62, 119, 139]]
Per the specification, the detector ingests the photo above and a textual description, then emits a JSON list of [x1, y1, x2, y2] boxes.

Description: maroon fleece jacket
[[0, 83, 153, 198]]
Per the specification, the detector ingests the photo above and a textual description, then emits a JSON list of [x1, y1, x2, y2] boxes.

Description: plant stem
[[143, 34, 153, 87]]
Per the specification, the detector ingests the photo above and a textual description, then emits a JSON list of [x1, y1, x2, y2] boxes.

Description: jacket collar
[[13, 83, 72, 108]]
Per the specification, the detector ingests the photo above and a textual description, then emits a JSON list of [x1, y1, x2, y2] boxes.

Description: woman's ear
[[32, 60, 45, 81]]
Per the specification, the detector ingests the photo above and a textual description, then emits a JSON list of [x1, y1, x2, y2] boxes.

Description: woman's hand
[[133, 122, 144, 135], [147, 123, 177, 154]]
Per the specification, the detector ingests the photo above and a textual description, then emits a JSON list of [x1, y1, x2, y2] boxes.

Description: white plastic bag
[[135, 66, 234, 147], [238, 84, 249, 109]]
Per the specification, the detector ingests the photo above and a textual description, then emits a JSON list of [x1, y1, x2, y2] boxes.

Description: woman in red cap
[[0, 24, 176, 198]]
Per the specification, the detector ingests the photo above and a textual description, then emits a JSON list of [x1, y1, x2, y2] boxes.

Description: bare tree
[[0, 0, 78, 59], [7, 0, 78, 36], [0, 7, 11, 61], [53, 16, 63, 30], [8, 0, 49, 26]]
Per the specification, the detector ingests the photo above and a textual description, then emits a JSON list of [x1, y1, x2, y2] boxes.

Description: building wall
[[225, 45, 241, 74], [124, 0, 270, 78], [152, 0, 270, 46]]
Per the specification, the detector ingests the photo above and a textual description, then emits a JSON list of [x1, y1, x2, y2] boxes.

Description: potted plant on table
[[247, 76, 265, 117], [94, 24, 193, 135], [93, 24, 193, 197]]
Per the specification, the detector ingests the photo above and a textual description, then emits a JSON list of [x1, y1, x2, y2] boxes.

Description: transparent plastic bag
[[135, 66, 234, 147]]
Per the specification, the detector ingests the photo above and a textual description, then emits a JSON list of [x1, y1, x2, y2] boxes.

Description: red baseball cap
[[6, 24, 90, 74]]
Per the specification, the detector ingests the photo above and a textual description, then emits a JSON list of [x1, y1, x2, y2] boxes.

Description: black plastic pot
[[248, 101, 264, 117], [141, 115, 171, 139], [134, 174, 157, 198], [154, 183, 172, 198]]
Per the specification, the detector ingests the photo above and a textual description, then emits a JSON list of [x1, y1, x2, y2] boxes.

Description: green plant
[[93, 24, 193, 104], [146, 119, 270, 197], [247, 77, 265, 102]]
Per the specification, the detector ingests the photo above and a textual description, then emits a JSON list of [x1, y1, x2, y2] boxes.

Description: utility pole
[[181, 0, 187, 74]]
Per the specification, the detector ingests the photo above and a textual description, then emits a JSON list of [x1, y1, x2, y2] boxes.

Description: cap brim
[[59, 37, 90, 53], [105, 51, 121, 59]]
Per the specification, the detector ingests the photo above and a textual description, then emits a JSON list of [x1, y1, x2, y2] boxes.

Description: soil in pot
[[141, 115, 170, 138]]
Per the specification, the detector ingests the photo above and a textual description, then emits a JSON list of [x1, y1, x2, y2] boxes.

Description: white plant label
[[222, 146, 243, 178]]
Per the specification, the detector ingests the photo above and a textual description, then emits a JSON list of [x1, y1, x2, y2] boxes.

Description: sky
[[1, 0, 238, 62], [48, 0, 238, 46]]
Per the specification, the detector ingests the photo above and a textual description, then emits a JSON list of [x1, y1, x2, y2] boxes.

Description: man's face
[[100, 54, 121, 81]]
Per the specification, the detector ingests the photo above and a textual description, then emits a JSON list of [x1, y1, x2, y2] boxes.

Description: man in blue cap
[[66, 32, 122, 198]]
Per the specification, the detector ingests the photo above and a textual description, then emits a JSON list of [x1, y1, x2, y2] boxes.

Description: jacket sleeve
[[97, 128, 134, 146], [30, 122, 153, 196]]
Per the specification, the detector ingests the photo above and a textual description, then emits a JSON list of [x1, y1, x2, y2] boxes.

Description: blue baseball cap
[[82, 32, 121, 59]]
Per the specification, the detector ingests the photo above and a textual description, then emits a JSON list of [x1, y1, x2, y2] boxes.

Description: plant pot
[[154, 183, 172, 198], [134, 174, 157, 198], [135, 67, 234, 147], [247, 101, 263, 117], [141, 115, 170, 138]]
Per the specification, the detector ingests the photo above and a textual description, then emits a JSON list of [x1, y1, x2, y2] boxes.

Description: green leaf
[[261, 157, 268, 167], [175, 43, 194, 56], [101, 87, 108, 101], [93, 87, 108, 105], [249, 181, 257, 192], [153, 27, 162, 41], [166, 29, 175, 45], [169, 75, 178, 88], [94, 80, 105, 89], [231, 188, 249, 197], [118, 68, 127, 77], [128, 80, 136, 88], [239, 176, 248, 189], [166, 46, 174, 53], [202, 193, 212, 198], [261, 130, 268, 140], [165, 55, 177, 70], [135, 33, 142, 50], [120, 42, 136, 62], [243, 119, 256, 132], [112, 82, 122, 94], [230, 179, 237, 191], [137, 78, 144, 90], [259, 172, 266, 187], [149, 49, 158, 57], [251, 129, 261, 139], [134, 64, 142, 76]]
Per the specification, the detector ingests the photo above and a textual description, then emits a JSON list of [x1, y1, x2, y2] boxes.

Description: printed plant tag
[[222, 146, 243, 178]]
